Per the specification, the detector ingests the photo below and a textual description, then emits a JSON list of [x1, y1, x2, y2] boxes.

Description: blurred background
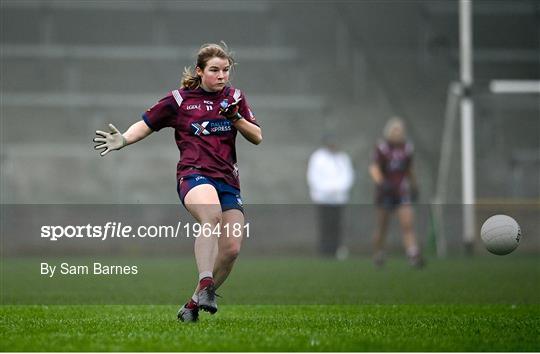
[[1, 0, 539, 256]]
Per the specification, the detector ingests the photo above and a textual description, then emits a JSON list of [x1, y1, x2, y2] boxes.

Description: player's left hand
[[219, 98, 243, 120], [93, 123, 126, 156]]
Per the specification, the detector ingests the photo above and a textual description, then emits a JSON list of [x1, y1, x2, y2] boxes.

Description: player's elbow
[[251, 131, 263, 145], [254, 134, 263, 145]]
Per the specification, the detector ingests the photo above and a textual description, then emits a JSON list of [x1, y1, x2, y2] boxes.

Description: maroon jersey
[[142, 86, 258, 189], [373, 139, 414, 193]]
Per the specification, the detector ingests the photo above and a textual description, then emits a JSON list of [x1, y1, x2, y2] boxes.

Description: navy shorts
[[178, 174, 244, 213], [376, 192, 412, 211]]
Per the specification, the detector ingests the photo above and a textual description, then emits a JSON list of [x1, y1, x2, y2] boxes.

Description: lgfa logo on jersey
[[186, 104, 201, 111], [191, 119, 232, 136]]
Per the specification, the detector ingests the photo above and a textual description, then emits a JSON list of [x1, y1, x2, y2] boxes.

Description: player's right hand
[[94, 123, 126, 156], [219, 97, 243, 120]]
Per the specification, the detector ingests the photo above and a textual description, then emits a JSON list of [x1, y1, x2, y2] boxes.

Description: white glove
[[94, 123, 127, 156]]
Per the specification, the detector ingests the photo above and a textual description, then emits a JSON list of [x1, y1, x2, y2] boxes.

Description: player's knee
[[222, 243, 241, 262], [401, 224, 413, 234], [201, 212, 222, 227]]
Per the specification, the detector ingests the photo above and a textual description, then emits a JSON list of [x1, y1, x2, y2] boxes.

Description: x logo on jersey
[[191, 121, 210, 136]]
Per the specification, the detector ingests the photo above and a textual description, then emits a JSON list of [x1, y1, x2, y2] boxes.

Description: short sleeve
[[372, 143, 384, 166], [238, 91, 259, 127], [142, 94, 178, 131]]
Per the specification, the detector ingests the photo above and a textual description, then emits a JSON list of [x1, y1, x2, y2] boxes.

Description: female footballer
[[369, 117, 423, 268], [94, 43, 262, 322]]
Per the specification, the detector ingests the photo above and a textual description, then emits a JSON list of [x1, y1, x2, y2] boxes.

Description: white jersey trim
[[233, 89, 241, 101], [172, 89, 183, 107]]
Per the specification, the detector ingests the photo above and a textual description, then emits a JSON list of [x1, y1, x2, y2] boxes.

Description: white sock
[[199, 271, 213, 280], [191, 293, 198, 303]]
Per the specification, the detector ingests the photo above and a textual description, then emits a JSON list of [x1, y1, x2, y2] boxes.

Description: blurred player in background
[[307, 134, 355, 258], [369, 117, 423, 268], [94, 43, 262, 322]]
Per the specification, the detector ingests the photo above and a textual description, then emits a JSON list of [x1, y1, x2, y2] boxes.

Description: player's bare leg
[[213, 209, 244, 289], [185, 184, 222, 277], [373, 208, 390, 267], [179, 184, 222, 320], [397, 205, 423, 268]]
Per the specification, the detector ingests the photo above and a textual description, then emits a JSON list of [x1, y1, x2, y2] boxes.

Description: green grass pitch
[[1, 256, 539, 351]]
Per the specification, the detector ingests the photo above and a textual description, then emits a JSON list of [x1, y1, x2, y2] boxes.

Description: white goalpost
[[489, 80, 540, 94], [431, 0, 475, 257], [459, 0, 476, 253]]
